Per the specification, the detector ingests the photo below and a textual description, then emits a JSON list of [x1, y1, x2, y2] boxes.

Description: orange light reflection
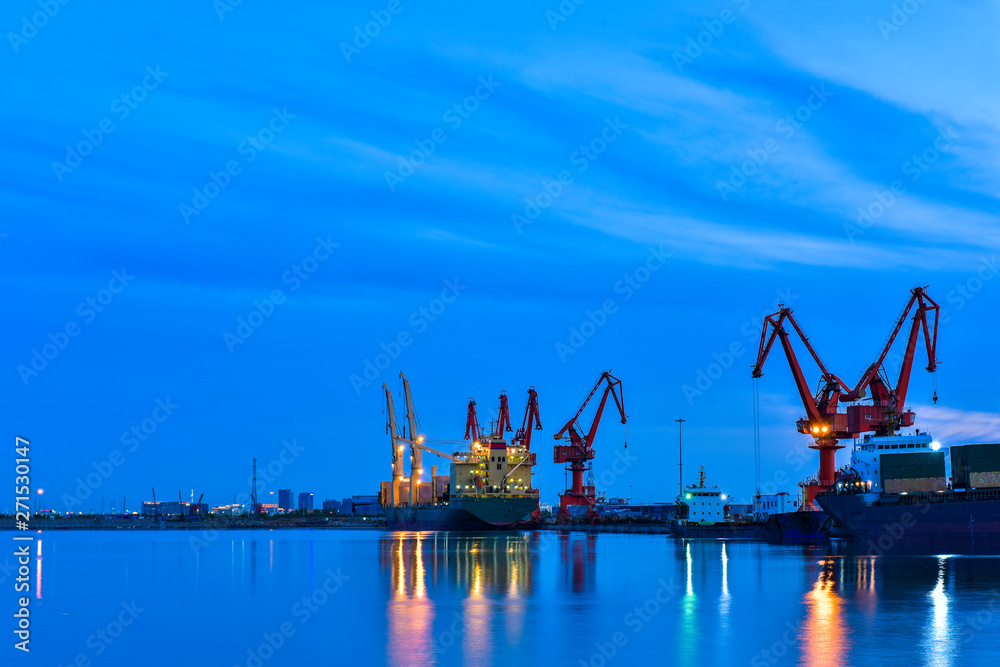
[[386, 533, 435, 666], [800, 559, 846, 667]]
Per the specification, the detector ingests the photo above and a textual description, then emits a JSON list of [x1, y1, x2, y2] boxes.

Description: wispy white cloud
[[911, 404, 1000, 445]]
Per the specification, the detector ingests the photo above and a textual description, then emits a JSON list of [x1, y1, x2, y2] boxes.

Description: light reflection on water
[[800, 558, 846, 667], [384, 533, 534, 666], [26, 531, 1000, 666], [925, 556, 955, 667]]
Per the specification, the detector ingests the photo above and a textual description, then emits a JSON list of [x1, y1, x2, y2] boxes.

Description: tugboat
[[381, 373, 541, 530], [668, 467, 771, 539]]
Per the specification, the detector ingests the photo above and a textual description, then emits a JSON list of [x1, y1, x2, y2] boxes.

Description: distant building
[[142, 501, 208, 517], [728, 503, 753, 520], [343, 495, 380, 515], [753, 492, 797, 521], [322, 499, 341, 513], [594, 501, 675, 519], [211, 504, 245, 516], [278, 489, 293, 511], [298, 492, 314, 511]]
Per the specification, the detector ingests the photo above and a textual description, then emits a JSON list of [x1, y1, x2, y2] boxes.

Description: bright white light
[[930, 441, 941, 450]]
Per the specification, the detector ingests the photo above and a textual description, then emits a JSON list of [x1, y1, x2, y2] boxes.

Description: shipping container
[[952, 446, 969, 489], [880, 451, 946, 493], [881, 451, 946, 480], [951, 444, 1000, 490], [380, 477, 451, 504], [884, 477, 946, 493]]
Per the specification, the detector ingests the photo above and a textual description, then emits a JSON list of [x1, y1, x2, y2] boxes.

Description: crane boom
[[752, 305, 850, 493], [383, 382, 403, 506], [843, 286, 939, 410], [398, 436, 459, 462], [553, 371, 627, 445], [400, 372, 423, 506], [753, 308, 851, 420]]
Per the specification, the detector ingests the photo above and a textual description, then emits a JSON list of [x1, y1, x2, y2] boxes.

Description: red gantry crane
[[553, 371, 627, 520], [752, 287, 939, 506]]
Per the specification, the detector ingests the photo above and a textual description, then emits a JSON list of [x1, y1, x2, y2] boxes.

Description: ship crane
[[752, 287, 939, 506], [384, 373, 460, 507], [465, 399, 483, 445], [383, 381, 405, 507], [501, 387, 543, 491], [400, 373, 423, 507], [464, 390, 540, 450], [492, 392, 512, 439], [513, 387, 542, 451], [552, 371, 626, 520]]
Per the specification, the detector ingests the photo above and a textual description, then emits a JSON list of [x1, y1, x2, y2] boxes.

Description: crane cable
[[753, 376, 761, 497]]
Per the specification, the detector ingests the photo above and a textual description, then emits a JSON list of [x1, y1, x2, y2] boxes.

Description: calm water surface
[[20, 529, 1000, 666]]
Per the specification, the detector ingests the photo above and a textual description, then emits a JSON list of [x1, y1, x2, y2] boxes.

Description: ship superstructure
[[676, 466, 726, 525], [842, 431, 943, 495]]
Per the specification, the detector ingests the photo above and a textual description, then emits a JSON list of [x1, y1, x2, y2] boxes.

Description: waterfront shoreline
[[0, 517, 385, 530], [0, 516, 671, 533]]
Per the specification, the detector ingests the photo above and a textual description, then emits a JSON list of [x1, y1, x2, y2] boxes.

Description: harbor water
[[23, 530, 1000, 666]]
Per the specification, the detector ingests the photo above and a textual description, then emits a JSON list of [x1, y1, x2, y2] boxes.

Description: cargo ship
[[380, 375, 540, 531], [816, 433, 1000, 551]]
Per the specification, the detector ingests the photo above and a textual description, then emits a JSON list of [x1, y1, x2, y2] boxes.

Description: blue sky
[[4, 0, 999, 511]]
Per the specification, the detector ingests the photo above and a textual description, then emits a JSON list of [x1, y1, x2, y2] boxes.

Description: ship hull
[[765, 511, 834, 541], [668, 511, 832, 542], [669, 522, 769, 539], [384, 496, 538, 531], [816, 491, 1000, 553]]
